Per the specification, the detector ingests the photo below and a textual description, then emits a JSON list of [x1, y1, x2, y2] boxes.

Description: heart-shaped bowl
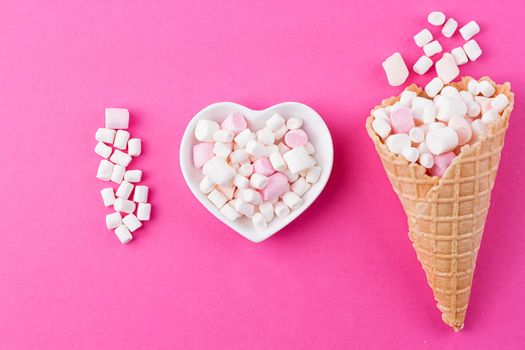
[[180, 102, 333, 243]]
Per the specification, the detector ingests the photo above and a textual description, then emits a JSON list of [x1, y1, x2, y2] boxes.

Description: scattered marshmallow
[[116, 180, 134, 200], [442, 18, 458, 38], [435, 53, 459, 84], [114, 225, 133, 244], [137, 203, 151, 221], [96, 128, 116, 143], [113, 130, 130, 150], [451, 47, 468, 66], [128, 138, 141, 157], [122, 213, 142, 232], [95, 142, 112, 158], [124, 170, 142, 183], [413, 29, 433, 47], [413, 56, 433, 75], [105, 108, 129, 129], [110, 150, 132, 167], [134, 185, 149, 203], [114, 198, 136, 214], [96, 159, 114, 181], [459, 20, 480, 40], [382, 52, 409, 86], [106, 212, 122, 230], [100, 188, 116, 207], [428, 11, 446, 26], [425, 77, 444, 97], [111, 164, 125, 184], [463, 40, 482, 61], [423, 40, 443, 57]]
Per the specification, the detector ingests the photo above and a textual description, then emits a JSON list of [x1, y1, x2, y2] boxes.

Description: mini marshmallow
[[124, 170, 142, 183], [128, 138, 141, 157], [250, 173, 269, 190], [238, 163, 254, 177], [451, 47, 468, 66], [234, 129, 254, 147], [221, 113, 247, 134], [193, 143, 214, 168], [460, 91, 474, 103], [110, 150, 132, 167], [419, 153, 434, 169], [242, 189, 263, 205], [428, 11, 445, 26], [382, 52, 409, 87], [220, 203, 240, 221], [306, 166, 322, 184], [418, 141, 430, 155], [96, 159, 114, 181], [283, 147, 316, 174], [283, 168, 299, 182], [284, 129, 308, 148], [133, 185, 149, 203], [423, 106, 437, 124], [114, 225, 133, 244], [114, 198, 136, 214], [429, 151, 456, 177], [137, 203, 151, 221], [390, 107, 415, 134], [95, 128, 116, 143], [100, 188, 116, 207], [448, 116, 472, 145], [291, 177, 311, 196], [277, 142, 291, 155], [203, 156, 236, 186], [253, 158, 275, 176], [372, 118, 391, 139], [199, 176, 215, 194], [408, 127, 425, 143], [411, 97, 434, 121], [435, 53, 459, 84], [208, 188, 228, 208], [459, 20, 480, 40], [122, 213, 142, 232], [234, 199, 255, 217], [113, 130, 130, 150], [423, 40, 442, 57], [426, 127, 459, 155], [266, 113, 286, 131], [399, 90, 417, 107], [440, 86, 461, 99], [413, 56, 433, 75], [218, 186, 235, 200], [256, 128, 275, 146], [304, 142, 315, 155], [425, 77, 444, 97], [413, 29, 433, 47], [213, 129, 234, 143], [470, 119, 488, 142], [106, 212, 122, 230], [287, 117, 303, 130], [492, 94, 510, 113], [259, 202, 274, 222], [269, 152, 287, 172], [386, 134, 411, 155], [245, 140, 267, 158], [372, 108, 389, 121], [467, 102, 482, 117], [252, 213, 268, 230], [402, 147, 419, 163], [435, 96, 467, 122], [428, 122, 446, 131], [111, 164, 126, 184], [274, 202, 290, 217], [229, 149, 249, 163], [105, 108, 129, 129], [481, 109, 500, 124], [274, 124, 288, 140], [442, 18, 458, 38], [282, 192, 303, 210], [463, 40, 482, 61], [213, 142, 232, 158], [261, 173, 290, 201], [477, 81, 496, 97], [116, 180, 134, 199], [195, 119, 220, 142], [234, 174, 250, 189], [468, 79, 478, 95], [95, 142, 112, 158]]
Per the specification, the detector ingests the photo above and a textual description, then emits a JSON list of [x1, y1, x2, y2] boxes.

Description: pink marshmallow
[[221, 112, 247, 134], [284, 129, 308, 148], [193, 143, 214, 168], [428, 151, 456, 177], [390, 107, 415, 134], [261, 173, 289, 201], [253, 157, 275, 176]]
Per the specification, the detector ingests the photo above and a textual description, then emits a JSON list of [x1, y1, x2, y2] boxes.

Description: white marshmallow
[[423, 106, 437, 124], [266, 113, 286, 131], [220, 203, 240, 221], [428, 11, 445, 26], [218, 186, 235, 200], [440, 86, 461, 99], [252, 213, 268, 230], [111, 164, 126, 184], [408, 127, 425, 143], [426, 127, 459, 155], [283, 169, 299, 183], [477, 81, 496, 97], [124, 170, 142, 183], [257, 128, 275, 145], [234, 129, 255, 147], [481, 109, 500, 124], [442, 18, 458, 38], [459, 20, 480, 40], [114, 198, 136, 214], [116, 180, 134, 199], [372, 108, 389, 121], [106, 212, 122, 230], [386, 134, 411, 155], [133, 185, 149, 203], [137, 203, 151, 221], [96, 159, 114, 181], [269, 152, 287, 172], [423, 40, 442, 57], [282, 192, 303, 210], [114, 225, 133, 244], [413, 29, 433, 47], [274, 124, 289, 140], [448, 116, 472, 145], [468, 79, 478, 95], [492, 94, 510, 113], [122, 213, 142, 232], [413, 55, 433, 75], [283, 147, 316, 174], [306, 166, 322, 184], [287, 117, 303, 130], [428, 122, 446, 131], [435, 53, 459, 84], [419, 153, 434, 169], [291, 177, 311, 196], [372, 118, 391, 139], [425, 77, 444, 97], [245, 140, 267, 159], [199, 176, 215, 194], [266, 144, 279, 154], [451, 47, 468, 66], [95, 128, 116, 143], [411, 97, 434, 121], [233, 174, 249, 189], [128, 138, 141, 157], [234, 199, 255, 217], [113, 130, 130, 150], [460, 91, 474, 103], [213, 142, 232, 158], [470, 119, 488, 142], [242, 189, 263, 205], [463, 40, 482, 61], [203, 156, 236, 186], [467, 102, 481, 117], [304, 142, 315, 155], [259, 202, 274, 222], [399, 90, 417, 107], [435, 95, 467, 122], [110, 150, 132, 167], [195, 119, 220, 142], [238, 163, 254, 177], [100, 188, 116, 207], [382, 52, 409, 86], [105, 108, 129, 129], [213, 129, 234, 143], [418, 141, 430, 155], [208, 189, 227, 208], [250, 173, 269, 190], [95, 142, 112, 158], [274, 201, 290, 217], [402, 147, 419, 163], [229, 149, 249, 163], [277, 142, 291, 155]]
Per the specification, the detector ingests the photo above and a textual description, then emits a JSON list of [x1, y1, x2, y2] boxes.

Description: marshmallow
[[213, 129, 234, 143], [286, 117, 303, 130], [306, 166, 322, 184], [124, 170, 142, 183], [256, 128, 275, 146], [283, 147, 316, 174], [221, 113, 247, 134], [428, 122, 446, 131], [114, 225, 133, 244], [304, 142, 314, 156], [105, 108, 129, 129], [220, 203, 240, 221], [242, 189, 263, 205], [460, 91, 474, 103], [229, 149, 249, 163], [399, 90, 417, 107], [111, 164, 126, 184], [234, 174, 250, 189], [419, 153, 434, 169], [106, 212, 122, 230], [208, 188, 228, 208], [372, 118, 391, 139], [218, 186, 234, 200], [435, 96, 467, 122], [199, 176, 215, 194], [110, 150, 132, 167], [390, 107, 415, 134], [283, 169, 300, 183], [116, 181, 134, 199], [114, 198, 136, 214], [291, 177, 311, 196], [448, 116, 472, 145], [477, 81, 496, 97], [137, 203, 151, 221], [101, 188, 116, 207], [238, 163, 254, 177], [435, 53, 459, 84], [440, 86, 461, 99], [428, 11, 445, 26], [463, 40, 482, 61], [95, 141, 112, 158], [193, 143, 215, 168], [426, 127, 459, 155], [96, 159, 114, 181], [451, 47, 468, 66], [122, 213, 142, 232], [492, 94, 510, 113], [203, 156, 236, 186], [266, 113, 286, 131], [459, 20, 480, 40], [467, 102, 481, 117], [261, 173, 290, 201], [468, 79, 478, 95], [113, 130, 130, 150], [382, 52, 409, 86], [250, 173, 269, 190], [234, 199, 255, 217], [269, 152, 287, 172], [442, 18, 458, 38], [425, 77, 444, 97], [234, 129, 255, 147], [213, 142, 232, 158], [411, 97, 434, 121], [253, 157, 275, 176], [423, 40, 442, 57], [372, 108, 389, 121], [133, 185, 149, 203], [195, 119, 220, 142], [274, 202, 290, 218], [128, 138, 141, 157], [284, 129, 308, 148], [481, 109, 500, 124], [259, 202, 274, 222], [245, 140, 267, 158], [282, 192, 303, 210], [429, 151, 456, 177], [277, 142, 291, 155], [413, 56, 433, 75], [96, 128, 116, 144], [418, 142, 430, 155], [385, 134, 410, 155], [470, 119, 488, 143], [402, 147, 419, 163], [413, 29, 433, 47], [252, 213, 268, 230], [274, 124, 289, 140], [408, 127, 425, 143]]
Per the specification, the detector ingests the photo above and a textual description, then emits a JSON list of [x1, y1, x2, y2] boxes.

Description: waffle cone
[[366, 76, 514, 331]]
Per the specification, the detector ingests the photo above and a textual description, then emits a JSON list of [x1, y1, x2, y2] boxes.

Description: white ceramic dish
[[180, 102, 333, 243]]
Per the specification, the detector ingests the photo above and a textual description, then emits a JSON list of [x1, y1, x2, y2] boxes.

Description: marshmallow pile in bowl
[[371, 78, 510, 177]]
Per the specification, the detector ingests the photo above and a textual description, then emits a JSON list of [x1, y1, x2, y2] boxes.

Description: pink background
[[1, 0, 524, 348]]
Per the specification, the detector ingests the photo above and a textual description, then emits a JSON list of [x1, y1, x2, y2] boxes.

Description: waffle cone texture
[[366, 76, 514, 331]]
